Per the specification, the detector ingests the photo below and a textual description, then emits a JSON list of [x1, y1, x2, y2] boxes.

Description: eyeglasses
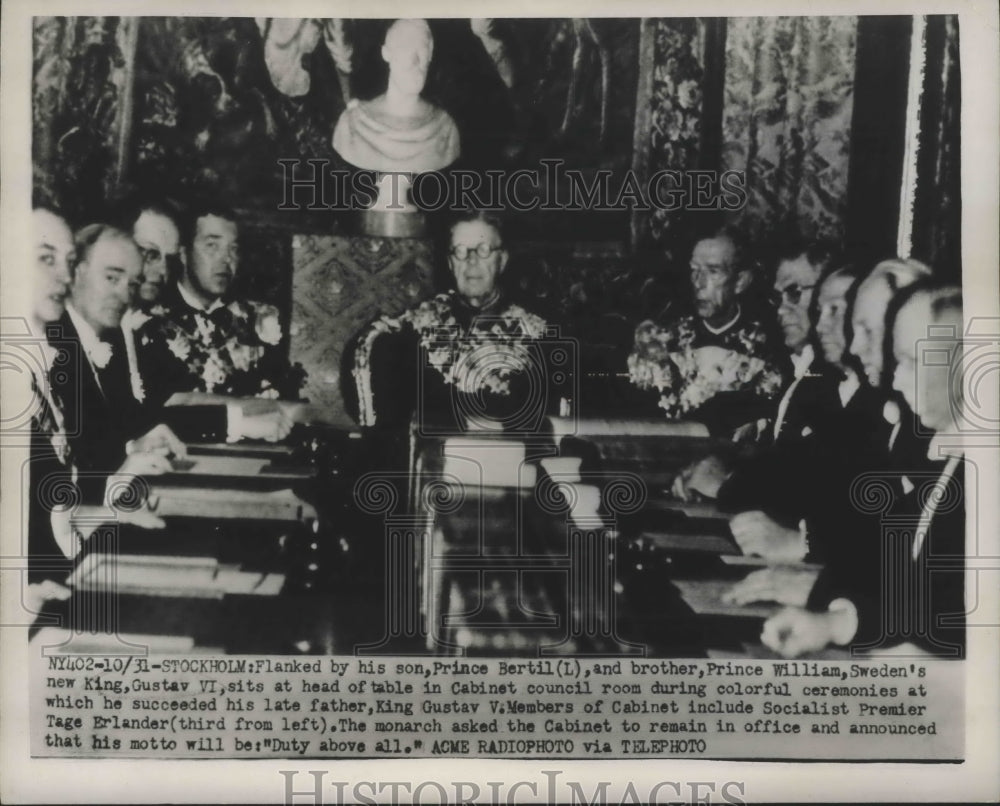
[[769, 283, 815, 307], [137, 244, 180, 266], [137, 245, 163, 265], [450, 243, 502, 261]]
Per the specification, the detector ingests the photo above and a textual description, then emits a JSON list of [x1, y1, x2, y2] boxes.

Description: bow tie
[[88, 340, 114, 370], [196, 306, 234, 331]]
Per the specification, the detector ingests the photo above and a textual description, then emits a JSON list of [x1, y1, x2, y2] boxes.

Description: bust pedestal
[[358, 209, 427, 239]]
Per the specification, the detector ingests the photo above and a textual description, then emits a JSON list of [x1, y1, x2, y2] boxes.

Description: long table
[[32, 424, 370, 654], [34, 415, 834, 658], [406, 420, 819, 658]]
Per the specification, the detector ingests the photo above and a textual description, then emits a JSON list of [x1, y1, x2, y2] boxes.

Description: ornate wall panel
[[289, 235, 436, 425]]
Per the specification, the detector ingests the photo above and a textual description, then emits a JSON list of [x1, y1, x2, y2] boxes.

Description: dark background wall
[[32, 14, 962, 421]]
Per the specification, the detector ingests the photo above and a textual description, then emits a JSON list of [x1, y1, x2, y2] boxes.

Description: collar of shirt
[[790, 344, 815, 379], [772, 344, 816, 440], [66, 303, 112, 369], [177, 281, 226, 314], [702, 305, 742, 336], [838, 367, 861, 408], [121, 307, 152, 332]]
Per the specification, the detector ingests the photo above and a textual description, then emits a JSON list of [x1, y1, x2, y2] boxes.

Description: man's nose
[[848, 330, 862, 355], [54, 259, 72, 287]]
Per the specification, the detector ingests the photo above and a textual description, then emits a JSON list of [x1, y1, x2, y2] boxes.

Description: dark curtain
[[33, 16, 137, 221], [910, 15, 961, 281]]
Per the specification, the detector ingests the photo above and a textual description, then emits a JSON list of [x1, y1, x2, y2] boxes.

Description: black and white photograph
[[1, 0, 997, 802]]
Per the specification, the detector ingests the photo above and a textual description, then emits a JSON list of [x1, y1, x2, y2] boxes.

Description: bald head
[[892, 286, 963, 432], [849, 257, 932, 387]]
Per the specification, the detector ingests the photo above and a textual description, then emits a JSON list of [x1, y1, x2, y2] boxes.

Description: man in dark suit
[[669, 243, 846, 557], [121, 204, 294, 442], [722, 257, 938, 605], [50, 224, 186, 493], [134, 206, 297, 439], [626, 229, 787, 435], [763, 284, 966, 657], [25, 211, 173, 618]]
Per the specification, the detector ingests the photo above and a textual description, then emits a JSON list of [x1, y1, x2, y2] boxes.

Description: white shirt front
[[65, 302, 113, 401], [772, 344, 815, 439]]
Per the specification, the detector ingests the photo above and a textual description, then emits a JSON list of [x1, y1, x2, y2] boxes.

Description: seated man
[[722, 257, 936, 604], [130, 202, 183, 311], [762, 284, 966, 657], [718, 261, 884, 561], [627, 230, 785, 435], [352, 210, 562, 433], [121, 201, 184, 402], [848, 257, 935, 476], [672, 241, 847, 497], [136, 205, 305, 403], [50, 224, 191, 487], [25, 210, 170, 614]]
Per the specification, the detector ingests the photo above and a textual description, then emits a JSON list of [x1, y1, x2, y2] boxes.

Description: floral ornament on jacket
[[138, 299, 307, 399], [628, 315, 784, 419], [354, 291, 549, 426]]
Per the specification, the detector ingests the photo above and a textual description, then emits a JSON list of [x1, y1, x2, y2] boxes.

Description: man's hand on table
[[25, 580, 73, 613], [761, 604, 857, 658], [729, 510, 806, 562], [671, 454, 731, 501], [722, 565, 819, 607], [235, 409, 294, 442], [126, 423, 187, 459]]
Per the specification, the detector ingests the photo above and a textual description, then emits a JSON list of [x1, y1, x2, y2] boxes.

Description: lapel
[[777, 362, 839, 440], [51, 311, 140, 425], [99, 326, 133, 407], [49, 312, 105, 430]]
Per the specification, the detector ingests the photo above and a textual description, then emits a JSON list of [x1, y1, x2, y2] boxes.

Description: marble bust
[[332, 19, 460, 175]]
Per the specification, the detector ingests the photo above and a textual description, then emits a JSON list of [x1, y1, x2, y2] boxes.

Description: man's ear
[[70, 258, 85, 289], [498, 250, 509, 275], [734, 269, 752, 296]]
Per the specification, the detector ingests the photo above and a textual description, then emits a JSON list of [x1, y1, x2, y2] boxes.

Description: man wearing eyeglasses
[[352, 210, 559, 432], [131, 204, 183, 308], [764, 241, 838, 441], [134, 205, 297, 441], [671, 241, 855, 565], [626, 229, 785, 435]]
